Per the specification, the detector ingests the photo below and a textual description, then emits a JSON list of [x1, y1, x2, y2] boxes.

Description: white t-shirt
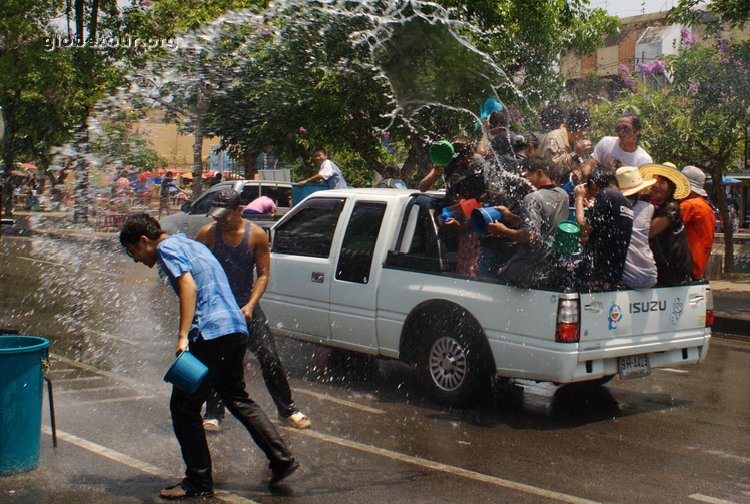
[[591, 136, 652, 168], [621, 200, 657, 289]]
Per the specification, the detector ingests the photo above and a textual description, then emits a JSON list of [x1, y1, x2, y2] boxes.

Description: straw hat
[[639, 163, 691, 200], [616, 166, 657, 196], [681, 165, 708, 197]]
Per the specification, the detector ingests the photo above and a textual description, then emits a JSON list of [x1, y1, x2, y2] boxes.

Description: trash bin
[[0, 335, 50, 475]]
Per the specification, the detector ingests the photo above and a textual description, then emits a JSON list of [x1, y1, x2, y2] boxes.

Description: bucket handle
[[41, 358, 58, 449]]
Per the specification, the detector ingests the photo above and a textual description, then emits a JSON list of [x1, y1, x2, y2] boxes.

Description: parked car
[[159, 180, 294, 237]]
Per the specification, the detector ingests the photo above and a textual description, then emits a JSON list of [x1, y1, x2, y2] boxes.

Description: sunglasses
[[615, 125, 634, 133]]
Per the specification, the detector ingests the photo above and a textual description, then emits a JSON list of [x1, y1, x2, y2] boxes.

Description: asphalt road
[[1, 233, 749, 503]]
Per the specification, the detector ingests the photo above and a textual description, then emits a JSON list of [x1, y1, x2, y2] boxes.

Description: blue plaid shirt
[[157, 233, 248, 342]]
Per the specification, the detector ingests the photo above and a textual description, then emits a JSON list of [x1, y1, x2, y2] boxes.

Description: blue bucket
[[0, 336, 49, 475], [291, 183, 328, 205], [470, 207, 502, 237], [164, 351, 209, 394]]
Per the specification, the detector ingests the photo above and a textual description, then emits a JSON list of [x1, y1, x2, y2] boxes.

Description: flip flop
[[159, 482, 214, 500]]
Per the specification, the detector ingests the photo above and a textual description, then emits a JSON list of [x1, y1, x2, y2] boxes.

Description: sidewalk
[[3, 208, 750, 338]]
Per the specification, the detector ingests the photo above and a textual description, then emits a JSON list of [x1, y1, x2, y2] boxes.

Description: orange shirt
[[680, 196, 715, 278]]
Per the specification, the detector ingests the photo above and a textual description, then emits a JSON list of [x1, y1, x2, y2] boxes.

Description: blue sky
[[589, 0, 677, 18]]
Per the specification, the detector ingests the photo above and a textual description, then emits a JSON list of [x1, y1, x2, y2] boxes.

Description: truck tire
[[416, 316, 492, 407]]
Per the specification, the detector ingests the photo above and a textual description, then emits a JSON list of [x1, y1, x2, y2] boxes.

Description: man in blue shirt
[[120, 213, 299, 500]]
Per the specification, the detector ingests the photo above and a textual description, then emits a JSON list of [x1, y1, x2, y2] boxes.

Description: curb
[[713, 316, 750, 339]]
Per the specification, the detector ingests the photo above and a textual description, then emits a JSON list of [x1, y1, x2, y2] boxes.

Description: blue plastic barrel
[[0, 336, 49, 475], [291, 183, 329, 205]]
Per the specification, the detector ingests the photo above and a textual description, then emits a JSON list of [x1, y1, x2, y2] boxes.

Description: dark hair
[[384, 164, 400, 178], [521, 156, 557, 181], [618, 112, 641, 131], [566, 108, 591, 132], [656, 175, 677, 199], [489, 108, 510, 129], [166, 171, 173, 177], [512, 132, 539, 151], [313, 148, 328, 155], [540, 103, 565, 132], [450, 135, 473, 158], [587, 164, 617, 189], [119, 213, 163, 247]]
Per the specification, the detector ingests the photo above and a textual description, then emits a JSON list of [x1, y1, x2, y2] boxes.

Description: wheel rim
[[428, 336, 467, 392]]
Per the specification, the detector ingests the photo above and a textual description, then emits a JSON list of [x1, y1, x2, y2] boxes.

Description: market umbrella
[[18, 163, 38, 171], [48, 165, 63, 171], [706, 176, 741, 184]]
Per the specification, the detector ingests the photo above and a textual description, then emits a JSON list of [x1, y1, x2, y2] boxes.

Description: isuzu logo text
[[629, 300, 667, 313]]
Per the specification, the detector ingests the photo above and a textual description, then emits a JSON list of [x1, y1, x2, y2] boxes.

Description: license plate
[[618, 354, 651, 379]]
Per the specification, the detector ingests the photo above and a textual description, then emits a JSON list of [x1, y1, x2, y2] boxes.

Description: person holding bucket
[[573, 164, 634, 291], [489, 156, 569, 288], [120, 213, 298, 500]]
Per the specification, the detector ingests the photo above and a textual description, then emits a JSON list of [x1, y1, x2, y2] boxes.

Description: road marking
[[42, 426, 169, 477], [689, 494, 738, 504], [73, 395, 153, 405], [283, 427, 600, 504], [658, 368, 689, 374], [51, 353, 123, 381], [293, 388, 386, 414], [41, 427, 259, 504], [18, 256, 119, 277], [54, 376, 104, 383], [84, 328, 137, 347], [686, 446, 750, 465], [56, 386, 126, 394]]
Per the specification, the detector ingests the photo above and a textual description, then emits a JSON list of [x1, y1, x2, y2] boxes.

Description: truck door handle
[[584, 302, 602, 313], [689, 295, 704, 306], [311, 272, 325, 283]]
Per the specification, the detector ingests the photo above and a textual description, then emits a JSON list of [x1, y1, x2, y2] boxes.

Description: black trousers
[[171, 332, 294, 492], [205, 306, 296, 420]]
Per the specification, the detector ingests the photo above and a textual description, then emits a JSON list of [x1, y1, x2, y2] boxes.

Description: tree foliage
[[670, 0, 749, 32]]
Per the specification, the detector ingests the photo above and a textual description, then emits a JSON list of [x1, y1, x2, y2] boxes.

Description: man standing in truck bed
[[195, 189, 311, 431]]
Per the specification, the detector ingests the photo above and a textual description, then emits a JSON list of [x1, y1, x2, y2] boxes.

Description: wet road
[[1, 233, 749, 503]]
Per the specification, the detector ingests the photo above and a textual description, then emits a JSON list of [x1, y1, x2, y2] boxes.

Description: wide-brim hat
[[681, 165, 708, 197], [639, 163, 691, 200], [616, 165, 657, 196]]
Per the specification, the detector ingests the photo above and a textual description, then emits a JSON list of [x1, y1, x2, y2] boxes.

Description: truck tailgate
[[578, 284, 709, 352]]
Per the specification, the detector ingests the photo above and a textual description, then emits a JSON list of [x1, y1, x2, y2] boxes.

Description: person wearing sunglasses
[[590, 112, 653, 170]]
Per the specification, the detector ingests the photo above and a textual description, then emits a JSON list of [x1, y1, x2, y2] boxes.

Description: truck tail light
[[705, 288, 714, 327], [556, 298, 580, 343]]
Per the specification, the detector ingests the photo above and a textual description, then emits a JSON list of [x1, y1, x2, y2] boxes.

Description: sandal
[[159, 482, 214, 500]]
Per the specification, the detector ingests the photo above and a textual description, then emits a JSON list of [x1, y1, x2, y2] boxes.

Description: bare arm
[[194, 222, 216, 247], [487, 222, 532, 243], [419, 166, 444, 192], [649, 215, 671, 239], [241, 224, 270, 321], [298, 173, 325, 186], [176, 272, 197, 355]]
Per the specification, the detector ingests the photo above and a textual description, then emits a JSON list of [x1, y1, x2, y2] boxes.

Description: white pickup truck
[[262, 188, 712, 406]]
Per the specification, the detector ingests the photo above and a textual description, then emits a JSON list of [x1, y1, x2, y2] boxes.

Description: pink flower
[[618, 64, 630, 75], [298, 126, 307, 134], [680, 27, 696, 47], [688, 82, 699, 93]]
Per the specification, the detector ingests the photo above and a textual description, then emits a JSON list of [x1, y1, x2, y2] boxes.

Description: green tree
[[208, 0, 619, 186], [671, 0, 749, 32]]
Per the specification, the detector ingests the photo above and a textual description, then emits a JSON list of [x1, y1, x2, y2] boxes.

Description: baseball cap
[[208, 189, 241, 219]]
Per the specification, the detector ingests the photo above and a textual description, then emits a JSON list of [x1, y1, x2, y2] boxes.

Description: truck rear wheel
[[416, 316, 491, 407]]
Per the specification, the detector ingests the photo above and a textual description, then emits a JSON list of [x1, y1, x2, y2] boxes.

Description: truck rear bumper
[[491, 332, 711, 383]]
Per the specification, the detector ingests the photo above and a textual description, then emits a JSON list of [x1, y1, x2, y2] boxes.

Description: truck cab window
[[336, 202, 386, 283], [272, 197, 345, 257]]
